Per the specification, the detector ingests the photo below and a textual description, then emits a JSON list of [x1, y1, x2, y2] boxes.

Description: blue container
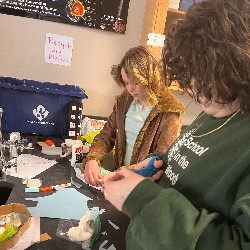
[[179, 0, 204, 11], [0, 77, 88, 136]]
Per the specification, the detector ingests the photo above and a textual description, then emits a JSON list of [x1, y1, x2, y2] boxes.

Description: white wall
[[171, 91, 202, 126], [0, 0, 146, 117]]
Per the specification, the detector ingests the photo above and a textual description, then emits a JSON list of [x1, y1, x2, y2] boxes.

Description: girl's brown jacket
[[83, 89, 185, 169]]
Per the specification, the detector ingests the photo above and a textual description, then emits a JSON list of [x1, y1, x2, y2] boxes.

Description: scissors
[[134, 156, 160, 177]]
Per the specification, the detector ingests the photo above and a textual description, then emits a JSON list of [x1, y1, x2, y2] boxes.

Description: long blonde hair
[[111, 46, 169, 106]]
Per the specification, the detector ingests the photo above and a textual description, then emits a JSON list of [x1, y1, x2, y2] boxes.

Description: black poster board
[[0, 0, 130, 34]]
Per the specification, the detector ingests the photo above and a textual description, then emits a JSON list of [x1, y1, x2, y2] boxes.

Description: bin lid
[[0, 77, 88, 99]]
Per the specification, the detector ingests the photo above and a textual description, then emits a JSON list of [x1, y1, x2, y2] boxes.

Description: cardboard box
[[0, 203, 31, 250]]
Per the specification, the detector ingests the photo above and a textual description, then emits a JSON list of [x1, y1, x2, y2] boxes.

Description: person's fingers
[[96, 177, 104, 187], [88, 173, 96, 186], [116, 166, 136, 178], [133, 158, 150, 170], [92, 174, 103, 186], [103, 167, 130, 187], [102, 172, 116, 182], [104, 172, 123, 182], [103, 167, 145, 211], [151, 169, 164, 182], [84, 161, 102, 186], [84, 171, 90, 183], [153, 159, 164, 169], [133, 158, 164, 171], [85, 170, 102, 186]]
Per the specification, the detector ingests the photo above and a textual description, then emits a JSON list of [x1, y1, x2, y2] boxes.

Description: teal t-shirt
[[123, 100, 152, 166]]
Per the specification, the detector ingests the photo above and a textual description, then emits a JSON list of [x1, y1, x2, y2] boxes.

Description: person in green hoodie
[[102, 0, 250, 249]]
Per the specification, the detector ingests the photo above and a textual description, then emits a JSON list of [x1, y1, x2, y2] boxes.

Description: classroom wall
[[0, 0, 146, 118]]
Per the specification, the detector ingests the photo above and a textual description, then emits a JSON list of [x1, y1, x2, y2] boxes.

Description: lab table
[[4, 135, 130, 250]]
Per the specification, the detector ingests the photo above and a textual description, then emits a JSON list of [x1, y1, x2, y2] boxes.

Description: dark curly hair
[[111, 46, 168, 106], [163, 0, 250, 113]]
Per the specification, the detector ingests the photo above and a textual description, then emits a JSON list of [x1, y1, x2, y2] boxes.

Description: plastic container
[[0, 77, 88, 136]]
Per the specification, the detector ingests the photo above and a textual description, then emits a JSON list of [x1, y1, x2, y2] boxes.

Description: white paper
[[45, 33, 74, 66], [6, 154, 57, 179], [10, 216, 40, 250], [147, 33, 166, 47]]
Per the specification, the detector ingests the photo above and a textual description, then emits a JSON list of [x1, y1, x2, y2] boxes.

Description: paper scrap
[[39, 233, 52, 242], [108, 220, 120, 230], [99, 240, 116, 250], [147, 33, 166, 47], [10, 216, 40, 250], [26, 188, 104, 220]]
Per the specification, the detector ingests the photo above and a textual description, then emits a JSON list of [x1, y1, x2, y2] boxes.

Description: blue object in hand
[[134, 156, 160, 177]]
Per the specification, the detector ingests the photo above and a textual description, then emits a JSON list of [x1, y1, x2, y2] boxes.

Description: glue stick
[[71, 138, 83, 167]]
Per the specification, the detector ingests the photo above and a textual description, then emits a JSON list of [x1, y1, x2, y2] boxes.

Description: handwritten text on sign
[[45, 33, 74, 66]]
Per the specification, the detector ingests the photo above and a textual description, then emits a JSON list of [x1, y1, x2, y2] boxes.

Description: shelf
[[168, 8, 186, 15], [140, 0, 186, 59], [164, 7, 186, 35]]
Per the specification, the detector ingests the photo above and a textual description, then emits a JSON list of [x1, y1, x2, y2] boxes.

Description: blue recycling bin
[[0, 77, 88, 136]]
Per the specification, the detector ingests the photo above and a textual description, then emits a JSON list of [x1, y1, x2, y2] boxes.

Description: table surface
[[4, 135, 129, 250]]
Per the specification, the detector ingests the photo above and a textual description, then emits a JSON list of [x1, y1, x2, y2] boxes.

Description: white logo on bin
[[33, 105, 49, 121]]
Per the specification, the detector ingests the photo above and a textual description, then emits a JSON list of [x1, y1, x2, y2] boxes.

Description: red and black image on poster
[[0, 0, 130, 34]]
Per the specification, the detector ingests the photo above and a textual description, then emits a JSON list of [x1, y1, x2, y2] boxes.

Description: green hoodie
[[123, 111, 250, 249]]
